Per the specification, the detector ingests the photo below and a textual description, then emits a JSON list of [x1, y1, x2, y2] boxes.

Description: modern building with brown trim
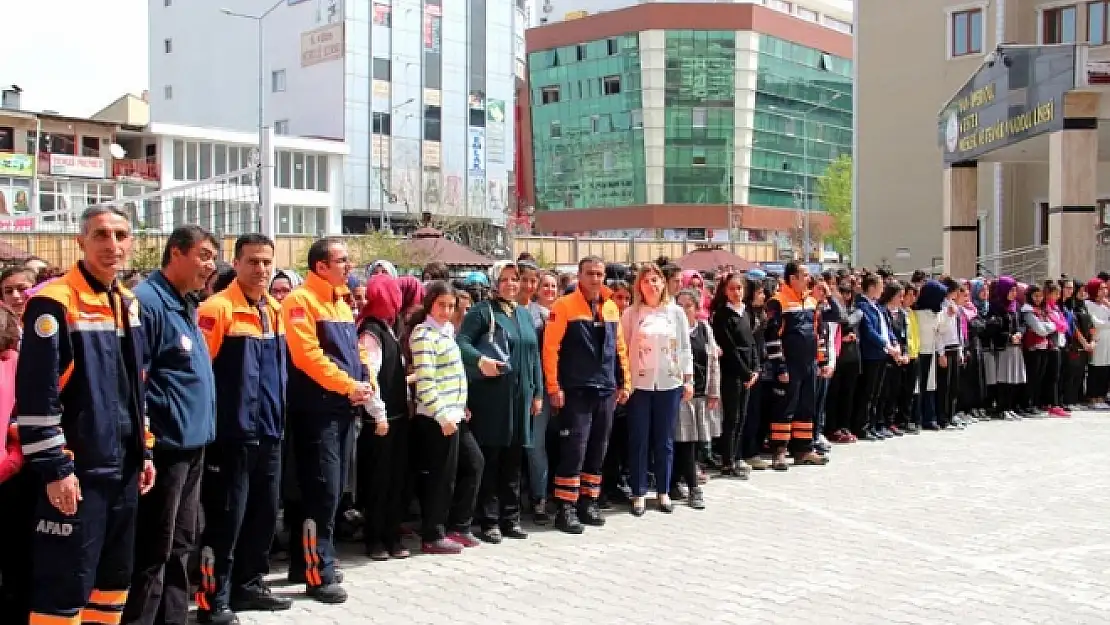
[[517, 0, 852, 256]]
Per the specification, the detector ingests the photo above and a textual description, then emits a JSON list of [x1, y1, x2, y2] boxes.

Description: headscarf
[[989, 276, 1018, 315], [398, 275, 425, 313], [369, 260, 398, 279], [1086, 278, 1104, 301], [913, 279, 946, 313], [680, 270, 710, 320], [360, 273, 402, 326], [969, 279, 989, 317], [463, 270, 489, 288], [488, 260, 519, 311], [746, 268, 767, 281]]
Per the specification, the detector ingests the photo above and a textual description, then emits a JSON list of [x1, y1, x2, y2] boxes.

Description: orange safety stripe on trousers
[[553, 475, 579, 487], [769, 422, 792, 430], [88, 589, 128, 607], [580, 473, 602, 485], [580, 486, 601, 498], [302, 521, 323, 587], [553, 487, 578, 502], [78, 607, 123, 625], [29, 613, 80, 625], [194, 590, 211, 611]]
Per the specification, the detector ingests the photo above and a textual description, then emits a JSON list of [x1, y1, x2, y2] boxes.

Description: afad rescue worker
[[281, 237, 372, 605], [764, 262, 833, 469], [195, 234, 292, 624], [17, 206, 156, 625]]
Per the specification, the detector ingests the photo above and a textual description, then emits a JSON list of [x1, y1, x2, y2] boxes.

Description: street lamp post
[[221, 0, 284, 237], [377, 98, 415, 233]]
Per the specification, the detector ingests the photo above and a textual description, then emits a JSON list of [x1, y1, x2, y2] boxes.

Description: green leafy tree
[[345, 230, 429, 273], [816, 154, 853, 258], [129, 223, 162, 273]]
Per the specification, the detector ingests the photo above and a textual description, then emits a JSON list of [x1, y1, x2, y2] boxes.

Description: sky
[[6, 0, 853, 118], [7, 0, 149, 117]]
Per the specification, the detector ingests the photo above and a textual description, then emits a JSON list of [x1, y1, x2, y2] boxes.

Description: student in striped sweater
[[408, 281, 485, 554]]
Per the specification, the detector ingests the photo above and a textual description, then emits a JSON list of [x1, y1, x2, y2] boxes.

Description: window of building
[[372, 112, 391, 135], [692, 107, 708, 128], [372, 57, 391, 81], [576, 44, 586, 61], [607, 38, 618, 55], [80, 136, 100, 157], [424, 105, 442, 141], [214, 145, 227, 175], [692, 148, 707, 166], [540, 86, 560, 104], [602, 75, 621, 95], [469, 108, 485, 127], [172, 140, 185, 180], [293, 153, 305, 190], [951, 8, 984, 57], [1091, 1, 1109, 43], [796, 7, 818, 21], [0, 127, 13, 151], [590, 115, 600, 133], [164, 38, 172, 53], [550, 121, 561, 138], [274, 119, 289, 135], [164, 85, 173, 100], [44, 134, 75, 155], [165, 0, 171, 5], [272, 69, 286, 93], [277, 151, 291, 188], [373, 2, 391, 26], [631, 110, 643, 129], [821, 15, 852, 33], [277, 205, 327, 235], [1043, 5, 1077, 43], [765, 0, 792, 13]]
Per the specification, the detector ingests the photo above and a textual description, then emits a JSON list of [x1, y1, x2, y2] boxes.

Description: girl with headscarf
[[355, 274, 411, 560], [984, 276, 1026, 419], [397, 275, 425, 326], [958, 280, 988, 420], [369, 259, 399, 279], [911, 279, 946, 428], [1084, 278, 1110, 408], [1039, 282, 1070, 417], [680, 270, 711, 321], [1060, 280, 1090, 408]]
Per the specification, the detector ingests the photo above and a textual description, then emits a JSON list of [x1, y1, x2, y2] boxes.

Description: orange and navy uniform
[[16, 262, 152, 625], [765, 284, 819, 370], [281, 271, 370, 413], [542, 285, 630, 397], [197, 281, 286, 442]]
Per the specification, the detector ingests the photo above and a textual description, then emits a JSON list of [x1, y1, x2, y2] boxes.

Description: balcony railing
[[113, 158, 160, 182]]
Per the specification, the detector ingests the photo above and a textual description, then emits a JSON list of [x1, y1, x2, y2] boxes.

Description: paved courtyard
[[240, 412, 1110, 625]]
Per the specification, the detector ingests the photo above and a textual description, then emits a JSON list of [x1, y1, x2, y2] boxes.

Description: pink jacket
[[0, 349, 22, 483]]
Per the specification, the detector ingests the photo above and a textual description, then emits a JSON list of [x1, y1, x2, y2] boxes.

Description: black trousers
[[719, 376, 750, 466], [1088, 365, 1110, 400], [935, 348, 961, 425], [413, 418, 483, 541], [1021, 350, 1048, 409], [601, 407, 627, 498], [673, 442, 699, 494], [740, 381, 765, 459], [859, 360, 886, 432], [958, 349, 985, 412], [1040, 349, 1062, 408], [1062, 350, 1088, 405], [553, 390, 615, 505], [0, 471, 33, 624], [826, 361, 859, 434], [898, 358, 918, 426], [286, 412, 353, 588], [356, 416, 409, 549], [476, 445, 523, 529], [123, 447, 204, 625], [196, 439, 281, 611]]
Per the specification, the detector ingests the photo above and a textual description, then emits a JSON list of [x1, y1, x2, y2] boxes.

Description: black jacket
[[711, 304, 760, 382]]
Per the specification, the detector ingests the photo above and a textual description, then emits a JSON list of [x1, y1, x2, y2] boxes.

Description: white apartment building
[[150, 0, 519, 233]]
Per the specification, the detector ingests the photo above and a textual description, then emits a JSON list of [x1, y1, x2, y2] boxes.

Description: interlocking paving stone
[[228, 411, 1110, 624]]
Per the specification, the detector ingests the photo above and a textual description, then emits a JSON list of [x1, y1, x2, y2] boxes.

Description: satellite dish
[[109, 143, 126, 159]]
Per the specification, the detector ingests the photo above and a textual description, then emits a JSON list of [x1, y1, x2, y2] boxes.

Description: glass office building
[[522, 3, 853, 233]]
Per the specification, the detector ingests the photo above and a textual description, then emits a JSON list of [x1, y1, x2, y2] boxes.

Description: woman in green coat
[[457, 260, 544, 544]]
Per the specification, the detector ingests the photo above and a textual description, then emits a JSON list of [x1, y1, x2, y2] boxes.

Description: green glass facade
[[528, 34, 645, 211], [664, 30, 736, 204], [751, 34, 853, 210]]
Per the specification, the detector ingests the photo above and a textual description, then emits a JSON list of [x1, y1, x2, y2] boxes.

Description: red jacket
[[0, 350, 22, 483]]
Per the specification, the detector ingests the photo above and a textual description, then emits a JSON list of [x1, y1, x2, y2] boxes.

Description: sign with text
[[938, 45, 1077, 164], [301, 22, 344, 68], [468, 127, 485, 176], [49, 154, 105, 179], [0, 152, 33, 177]]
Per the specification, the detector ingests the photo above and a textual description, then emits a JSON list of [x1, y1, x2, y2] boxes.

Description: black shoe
[[532, 501, 551, 525], [578, 499, 605, 526], [657, 498, 675, 514], [904, 423, 921, 435], [922, 422, 941, 431], [198, 606, 240, 625], [688, 487, 706, 510], [856, 429, 878, 441], [555, 503, 584, 534], [877, 427, 894, 439], [230, 587, 293, 613], [306, 583, 347, 604], [501, 523, 528, 539], [288, 569, 344, 585], [630, 500, 646, 516], [478, 526, 503, 544]]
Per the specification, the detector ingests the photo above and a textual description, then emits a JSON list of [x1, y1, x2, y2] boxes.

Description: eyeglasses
[[2, 285, 31, 297]]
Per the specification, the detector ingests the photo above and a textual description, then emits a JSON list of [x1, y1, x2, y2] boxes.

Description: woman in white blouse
[[621, 264, 694, 516]]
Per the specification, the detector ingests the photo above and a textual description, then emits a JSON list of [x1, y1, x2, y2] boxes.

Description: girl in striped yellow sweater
[[407, 281, 485, 554]]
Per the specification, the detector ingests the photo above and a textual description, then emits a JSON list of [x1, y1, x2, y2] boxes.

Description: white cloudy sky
[[8, 0, 148, 117], [8, 0, 853, 117]]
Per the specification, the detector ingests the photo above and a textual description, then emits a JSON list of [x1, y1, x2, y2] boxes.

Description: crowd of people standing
[[0, 205, 1094, 625]]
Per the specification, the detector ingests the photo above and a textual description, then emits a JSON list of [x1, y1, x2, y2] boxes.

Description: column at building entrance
[[1048, 91, 1100, 279], [942, 161, 978, 277]]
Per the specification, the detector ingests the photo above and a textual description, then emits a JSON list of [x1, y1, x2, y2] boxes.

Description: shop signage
[[468, 128, 485, 175], [0, 152, 34, 177], [939, 45, 1077, 164], [301, 22, 344, 67], [49, 154, 106, 179]]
